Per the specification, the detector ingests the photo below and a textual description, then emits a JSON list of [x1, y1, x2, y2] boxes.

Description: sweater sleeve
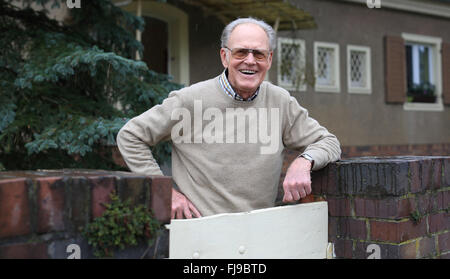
[[283, 96, 341, 170], [116, 91, 183, 176]]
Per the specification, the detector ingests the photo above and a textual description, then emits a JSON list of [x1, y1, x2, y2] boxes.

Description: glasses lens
[[228, 48, 269, 60], [253, 50, 267, 60], [232, 48, 249, 59]]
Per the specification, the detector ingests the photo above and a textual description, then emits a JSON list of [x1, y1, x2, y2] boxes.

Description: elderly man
[[117, 17, 341, 219]]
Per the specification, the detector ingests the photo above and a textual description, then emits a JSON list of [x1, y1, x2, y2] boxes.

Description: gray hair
[[220, 17, 276, 50]]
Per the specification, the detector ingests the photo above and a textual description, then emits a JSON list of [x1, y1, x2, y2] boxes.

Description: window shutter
[[385, 36, 406, 103], [442, 42, 450, 105]]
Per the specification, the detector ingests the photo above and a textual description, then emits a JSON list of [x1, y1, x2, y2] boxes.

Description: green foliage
[[0, 0, 182, 170], [83, 192, 161, 258], [409, 210, 422, 224]]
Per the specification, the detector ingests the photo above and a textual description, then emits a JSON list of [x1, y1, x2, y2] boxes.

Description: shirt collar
[[219, 69, 259, 102]]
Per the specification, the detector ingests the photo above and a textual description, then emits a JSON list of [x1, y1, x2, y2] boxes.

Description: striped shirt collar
[[219, 69, 259, 102]]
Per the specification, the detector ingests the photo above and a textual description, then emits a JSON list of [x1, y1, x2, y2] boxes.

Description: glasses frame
[[224, 46, 271, 61]]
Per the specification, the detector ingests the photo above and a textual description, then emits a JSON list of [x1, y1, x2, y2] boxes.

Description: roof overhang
[[341, 0, 450, 19], [180, 0, 317, 31]]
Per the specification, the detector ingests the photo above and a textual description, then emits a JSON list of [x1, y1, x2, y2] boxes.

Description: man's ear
[[267, 51, 273, 70], [220, 48, 229, 68]]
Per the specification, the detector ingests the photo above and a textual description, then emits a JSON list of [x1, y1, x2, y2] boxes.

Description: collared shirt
[[219, 69, 259, 102]]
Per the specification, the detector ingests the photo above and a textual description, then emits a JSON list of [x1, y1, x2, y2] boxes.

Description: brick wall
[[279, 143, 449, 195], [0, 170, 172, 259], [1, 155, 449, 259], [311, 156, 450, 259]]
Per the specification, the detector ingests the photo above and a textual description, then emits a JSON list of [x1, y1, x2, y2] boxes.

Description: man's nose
[[244, 52, 257, 64]]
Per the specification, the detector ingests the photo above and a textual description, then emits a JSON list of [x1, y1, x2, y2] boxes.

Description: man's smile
[[239, 69, 258, 75]]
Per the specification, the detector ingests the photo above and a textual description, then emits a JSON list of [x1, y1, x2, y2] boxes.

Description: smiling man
[[220, 22, 271, 100], [117, 17, 341, 219]]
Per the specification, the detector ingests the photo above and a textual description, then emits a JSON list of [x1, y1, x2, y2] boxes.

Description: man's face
[[220, 23, 273, 98]]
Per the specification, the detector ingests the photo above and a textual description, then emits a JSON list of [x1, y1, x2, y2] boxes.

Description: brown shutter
[[442, 42, 450, 105], [385, 36, 406, 103]]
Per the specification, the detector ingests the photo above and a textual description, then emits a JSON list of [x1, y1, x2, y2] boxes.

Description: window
[[314, 42, 340, 93], [277, 37, 306, 91], [347, 45, 371, 94], [405, 44, 434, 102], [401, 33, 443, 111]]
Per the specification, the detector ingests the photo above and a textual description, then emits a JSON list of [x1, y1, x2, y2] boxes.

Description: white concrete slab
[[167, 201, 328, 259]]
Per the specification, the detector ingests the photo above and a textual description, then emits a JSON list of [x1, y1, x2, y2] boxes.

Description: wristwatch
[[298, 153, 314, 170]]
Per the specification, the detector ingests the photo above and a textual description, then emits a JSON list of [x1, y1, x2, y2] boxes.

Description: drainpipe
[[273, 16, 280, 34]]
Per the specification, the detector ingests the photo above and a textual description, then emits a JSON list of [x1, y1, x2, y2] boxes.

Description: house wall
[[170, 0, 450, 149], [280, 0, 450, 147]]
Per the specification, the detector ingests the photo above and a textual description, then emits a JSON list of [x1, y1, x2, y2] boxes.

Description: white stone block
[[167, 201, 328, 259]]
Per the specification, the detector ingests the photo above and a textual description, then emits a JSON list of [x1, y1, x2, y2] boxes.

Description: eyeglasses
[[224, 46, 271, 61]]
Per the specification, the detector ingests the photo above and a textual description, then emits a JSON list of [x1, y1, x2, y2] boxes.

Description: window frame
[[401, 33, 443, 111], [277, 37, 306, 91], [347, 45, 372, 94], [314, 41, 340, 93]]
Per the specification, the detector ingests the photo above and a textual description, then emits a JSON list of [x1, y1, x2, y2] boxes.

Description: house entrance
[[142, 16, 169, 74]]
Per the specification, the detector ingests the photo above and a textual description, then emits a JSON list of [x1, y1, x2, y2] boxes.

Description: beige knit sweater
[[117, 75, 341, 216]]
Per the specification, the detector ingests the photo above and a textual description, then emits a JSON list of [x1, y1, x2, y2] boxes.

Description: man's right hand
[[171, 188, 202, 219]]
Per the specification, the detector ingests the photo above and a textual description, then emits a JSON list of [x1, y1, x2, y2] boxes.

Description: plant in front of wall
[[83, 192, 161, 258], [409, 209, 423, 225]]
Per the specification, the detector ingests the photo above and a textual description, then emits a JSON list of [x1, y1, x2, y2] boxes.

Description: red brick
[[444, 158, 450, 186], [339, 218, 367, 240], [326, 164, 338, 195], [0, 178, 31, 238], [69, 177, 90, 231], [418, 236, 436, 258], [438, 232, 450, 253], [334, 239, 353, 259], [327, 197, 352, 217], [117, 176, 147, 207], [370, 219, 427, 243], [311, 167, 325, 195], [428, 212, 449, 234], [36, 177, 65, 233], [391, 162, 411, 196], [398, 240, 417, 259], [409, 161, 421, 193], [421, 159, 433, 191], [90, 176, 116, 219], [416, 192, 437, 215], [431, 159, 442, 190], [328, 217, 338, 242], [436, 190, 450, 211], [354, 197, 415, 219], [0, 242, 48, 259], [149, 176, 172, 223]]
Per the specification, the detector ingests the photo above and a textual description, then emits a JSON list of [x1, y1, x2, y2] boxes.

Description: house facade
[[115, 0, 450, 158]]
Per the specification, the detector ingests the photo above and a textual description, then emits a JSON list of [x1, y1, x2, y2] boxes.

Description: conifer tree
[[0, 0, 181, 170]]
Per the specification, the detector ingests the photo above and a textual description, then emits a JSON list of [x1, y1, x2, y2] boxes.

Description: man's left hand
[[282, 157, 312, 203]]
